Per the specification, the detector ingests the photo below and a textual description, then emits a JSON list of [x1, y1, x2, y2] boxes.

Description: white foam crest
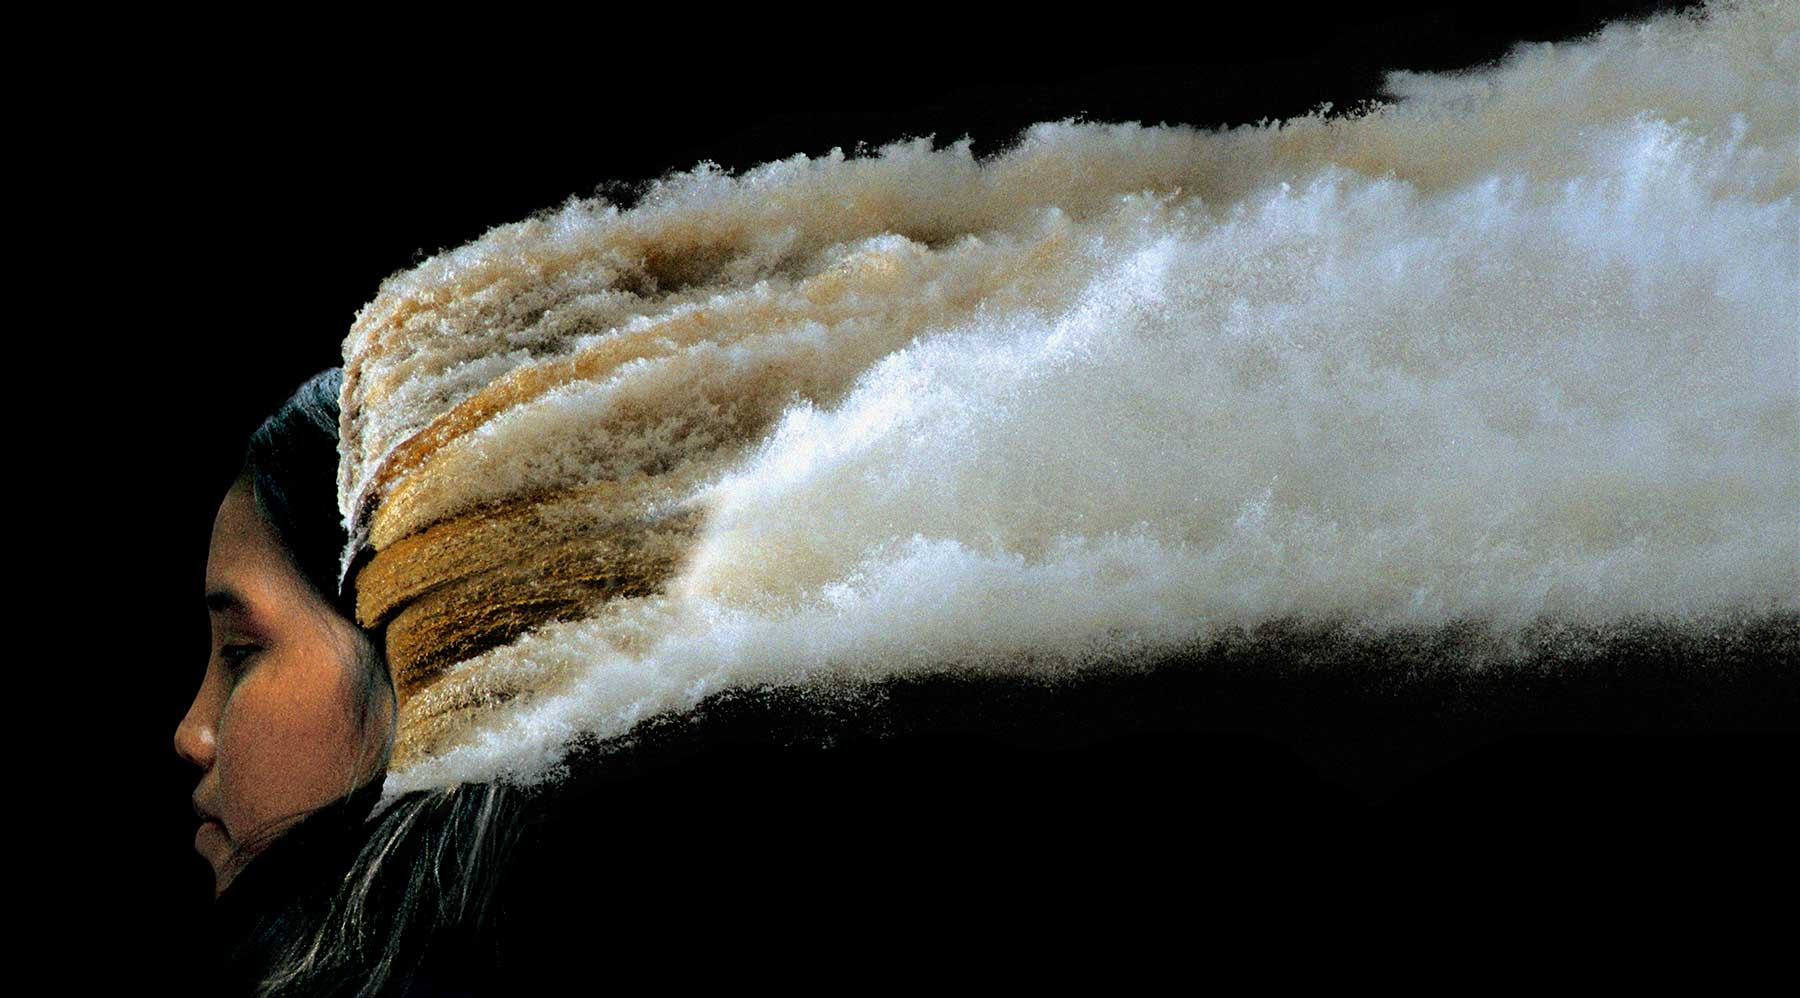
[[380, 1, 1800, 792]]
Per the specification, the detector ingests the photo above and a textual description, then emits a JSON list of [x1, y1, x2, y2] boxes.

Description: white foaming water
[[382, 1, 1798, 793]]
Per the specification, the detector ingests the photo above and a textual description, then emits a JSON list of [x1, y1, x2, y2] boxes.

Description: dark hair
[[217, 370, 523, 997], [241, 369, 358, 621]]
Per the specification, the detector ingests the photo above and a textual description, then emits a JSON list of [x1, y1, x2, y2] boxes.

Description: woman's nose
[[175, 678, 218, 770]]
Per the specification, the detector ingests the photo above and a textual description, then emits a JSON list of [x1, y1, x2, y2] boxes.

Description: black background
[[88, 1, 1794, 985]]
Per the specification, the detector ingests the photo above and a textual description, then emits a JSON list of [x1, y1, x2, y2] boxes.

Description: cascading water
[[359, 0, 1796, 794]]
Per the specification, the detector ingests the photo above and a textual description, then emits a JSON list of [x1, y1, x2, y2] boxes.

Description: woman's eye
[[219, 644, 259, 674]]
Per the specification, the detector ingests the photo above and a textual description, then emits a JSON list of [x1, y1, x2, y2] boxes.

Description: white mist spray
[[372, 1, 1798, 792]]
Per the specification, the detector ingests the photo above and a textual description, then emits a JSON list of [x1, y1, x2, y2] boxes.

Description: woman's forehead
[[206, 484, 314, 620]]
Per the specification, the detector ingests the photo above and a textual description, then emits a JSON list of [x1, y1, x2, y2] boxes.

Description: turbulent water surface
[[364, 1, 1797, 793]]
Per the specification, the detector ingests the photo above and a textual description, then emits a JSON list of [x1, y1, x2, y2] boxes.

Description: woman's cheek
[[218, 654, 363, 846]]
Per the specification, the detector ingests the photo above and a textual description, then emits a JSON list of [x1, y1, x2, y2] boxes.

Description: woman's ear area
[[341, 622, 397, 782]]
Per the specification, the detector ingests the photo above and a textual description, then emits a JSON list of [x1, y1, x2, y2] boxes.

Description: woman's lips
[[195, 818, 226, 853]]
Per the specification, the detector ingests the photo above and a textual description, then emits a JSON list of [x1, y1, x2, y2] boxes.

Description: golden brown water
[[335, 1, 1798, 792]]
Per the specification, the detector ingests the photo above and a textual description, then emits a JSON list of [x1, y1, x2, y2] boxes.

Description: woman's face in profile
[[175, 479, 386, 896]]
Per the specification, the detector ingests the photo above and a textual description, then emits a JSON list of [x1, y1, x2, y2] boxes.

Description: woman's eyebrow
[[205, 588, 250, 616]]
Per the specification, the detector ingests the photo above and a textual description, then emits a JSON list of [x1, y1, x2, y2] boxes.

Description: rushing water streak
[[357, 1, 1797, 793]]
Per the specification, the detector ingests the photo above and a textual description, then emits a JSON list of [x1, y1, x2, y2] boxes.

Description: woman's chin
[[212, 858, 248, 899], [198, 828, 252, 898]]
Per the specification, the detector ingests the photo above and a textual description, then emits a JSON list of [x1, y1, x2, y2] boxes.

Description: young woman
[[173, 6, 1797, 986], [177, 370, 520, 996]]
